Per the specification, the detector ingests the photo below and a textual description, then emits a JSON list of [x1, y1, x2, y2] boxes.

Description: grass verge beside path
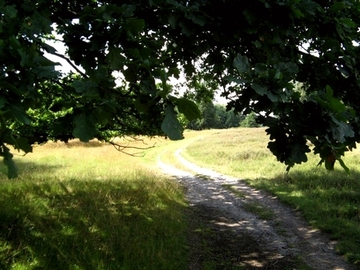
[[184, 128, 360, 267], [0, 141, 188, 270]]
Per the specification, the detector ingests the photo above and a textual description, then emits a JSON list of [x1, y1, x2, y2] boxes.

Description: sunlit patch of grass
[[0, 142, 188, 269], [142, 129, 218, 172], [242, 202, 275, 220], [183, 128, 286, 179], [185, 127, 360, 266], [221, 184, 246, 198]]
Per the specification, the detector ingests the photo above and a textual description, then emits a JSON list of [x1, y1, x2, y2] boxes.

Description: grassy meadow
[[183, 127, 360, 266], [1, 128, 360, 269], [0, 140, 188, 270]]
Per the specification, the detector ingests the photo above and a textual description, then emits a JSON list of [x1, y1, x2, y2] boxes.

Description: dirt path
[[158, 148, 356, 270]]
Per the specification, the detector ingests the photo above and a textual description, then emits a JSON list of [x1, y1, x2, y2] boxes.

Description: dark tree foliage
[[1, 0, 360, 177], [216, 105, 244, 129]]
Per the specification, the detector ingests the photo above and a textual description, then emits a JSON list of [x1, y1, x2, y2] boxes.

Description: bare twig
[[50, 52, 88, 78], [108, 138, 156, 157]]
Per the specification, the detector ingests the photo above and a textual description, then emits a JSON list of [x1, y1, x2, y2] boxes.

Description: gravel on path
[[158, 148, 356, 270]]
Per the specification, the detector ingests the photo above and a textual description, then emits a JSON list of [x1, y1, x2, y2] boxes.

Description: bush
[[240, 112, 261, 127]]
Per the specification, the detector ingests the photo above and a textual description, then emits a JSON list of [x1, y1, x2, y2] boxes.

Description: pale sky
[[44, 39, 228, 104]]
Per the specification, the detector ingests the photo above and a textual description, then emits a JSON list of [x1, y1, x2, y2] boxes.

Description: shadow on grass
[[0, 159, 65, 180], [0, 179, 187, 270], [243, 168, 360, 267]]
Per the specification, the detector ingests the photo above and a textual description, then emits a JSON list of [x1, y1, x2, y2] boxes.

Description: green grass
[[221, 184, 246, 198], [185, 127, 360, 266], [242, 201, 274, 220], [0, 141, 188, 270], [2, 128, 360, 268]]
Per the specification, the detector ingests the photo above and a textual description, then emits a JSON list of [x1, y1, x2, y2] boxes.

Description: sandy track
[[158, 148, 356, 270]]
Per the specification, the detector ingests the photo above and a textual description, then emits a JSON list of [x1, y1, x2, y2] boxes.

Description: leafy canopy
[[1, 0, 360, 177]]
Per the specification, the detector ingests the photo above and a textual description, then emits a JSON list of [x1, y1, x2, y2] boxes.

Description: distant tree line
[[182, 102, 261, 130]]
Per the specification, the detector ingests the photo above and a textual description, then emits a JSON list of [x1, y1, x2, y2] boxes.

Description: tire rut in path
[[158, 149, 356, 270]]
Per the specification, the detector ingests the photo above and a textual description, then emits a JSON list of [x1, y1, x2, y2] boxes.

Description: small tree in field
[[240, 113, 261, 128]]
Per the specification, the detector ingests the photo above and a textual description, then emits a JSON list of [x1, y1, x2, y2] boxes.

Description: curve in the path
[[158, 147, 356, 270]]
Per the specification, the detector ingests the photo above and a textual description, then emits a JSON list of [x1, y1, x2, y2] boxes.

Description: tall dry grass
[[0, 140, 188, 270]]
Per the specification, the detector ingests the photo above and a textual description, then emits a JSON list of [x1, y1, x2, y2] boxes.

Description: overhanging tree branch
[[108, 137, 156, 157], [50, 52, 88, 78]]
